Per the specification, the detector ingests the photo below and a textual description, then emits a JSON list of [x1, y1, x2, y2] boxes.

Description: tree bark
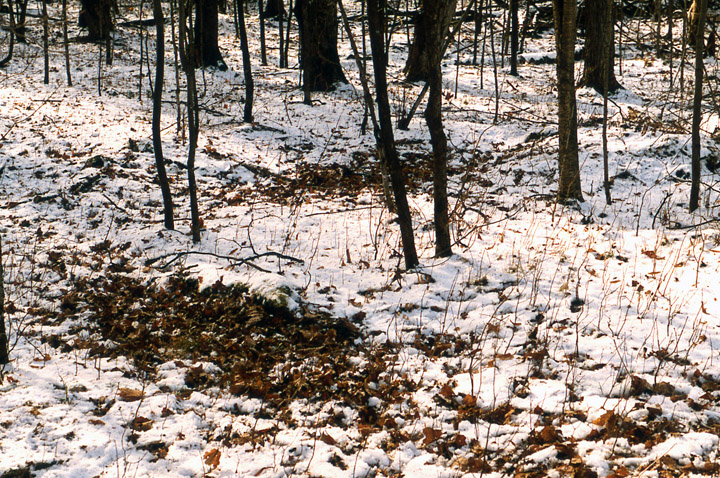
[[509, 0, 518, 76], [0, 0, 16, 68], [237, 0, 254, 122], [153, 0, 175, 230], [194, 0, 227, 69], [179, 0, 202, 242], [553, 0, 583, 202], [404, 4, 430, 82], [263, 0, 284, 18], [79, 0, 116, 41], [423, 0, 456, 257], [367, 0, 419, 269], [690, 0, 707, 212], [0, 235, 8, 365], [295, 0, 347, 91], [15, 0, 27, 43], [580, 0, 621, 93], [258, 0, 267, 65]]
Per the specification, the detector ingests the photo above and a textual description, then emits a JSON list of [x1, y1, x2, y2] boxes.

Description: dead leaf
[[641, 249, 665, 260], [118, 387, 144, 402], [88, 419, 105, 426], [320, 432, 336, 446], [538, 425, 561, 444], [629, 375, 652, 396], [439, 383, 454, 399], [422, 427, 442, 446], [593, 410, 616, 427], [452, 433, 467, 447], [130, 416, 153, 431], [204, 448, 221, 469], [462, 394, 477, 407], [607, 465, 630, 478]]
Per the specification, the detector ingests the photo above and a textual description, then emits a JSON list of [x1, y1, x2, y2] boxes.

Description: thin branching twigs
[[145, 250, 304, 271]]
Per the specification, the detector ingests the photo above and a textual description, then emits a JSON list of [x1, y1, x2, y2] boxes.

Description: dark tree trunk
[[179, 0, 202, 242], [153, 0, 175, 230], [0, 0, 16, 67], [195, 0, 227, 70], [580, 0, 621, 93], [263, 0, 284, 18], [404, 5, 430, 82], [258, 0, 267, 65], [295, 0, 347, 91], [0, 235, 8, 365], [423, 0, 456, 257], [690, 0, 707, 212], [553, 0, 583, 202], [509, 0, 518, 75], [79, 0, 116, 41], [237, 0, 254, 122], [367, 0, 419, 270], [63, 0, 72, 84], [15, 0, 27, 43]]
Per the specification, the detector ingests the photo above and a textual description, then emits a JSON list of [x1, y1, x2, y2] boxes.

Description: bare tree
[[423, 0, 456, 257], [0, 0, 16, 68], [367, 0, 419, 269], [194, 0, 227, 69], [79, 0, 117, 41], [405, 3, 430, 82], [179, 0, 202, 242], [509, 0, 519, 76], [0, 236, 8, 365], [553, 0, 582, 202], [690, 0, 708, 211], [295, 0, 347, 91], [258, 0, 267, 64], [236, 0, 254, 122], [153, 0, 175, 229], [580, 0, 621, 93]]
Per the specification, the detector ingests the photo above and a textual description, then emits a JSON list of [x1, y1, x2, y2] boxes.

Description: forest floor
[[2, 3, 720, 478]]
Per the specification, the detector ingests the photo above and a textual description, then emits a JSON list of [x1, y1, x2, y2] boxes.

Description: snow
[[1, 2, 720, 478]]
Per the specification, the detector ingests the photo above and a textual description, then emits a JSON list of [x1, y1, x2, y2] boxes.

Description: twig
[[145, 250, 304, 271], [304, 206, 381, 217], [671, 218, 720, 229]]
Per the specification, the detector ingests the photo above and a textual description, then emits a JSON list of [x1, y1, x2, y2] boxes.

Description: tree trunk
[[423, 0, 456, 257], [295, 0, 347, 91], [42, 0, 48, 83], [263, 0, 284, 18], [367, 0, 419, 269], [79, 0, 116, 41], [404, 4, 430, 82], [509, 0, 518, 76], [580, 0, 621, 93], [553, 0, 583, 202], [194, 0, 227, 69], [153, 0, 175, 230], [15, 0, 27, 43], [63, 0, 72, 85], [237, 0, 254, 122], [179, 0, 202, 242], [690, 0, 707, 212], [258, 0, 267, 64], [0, 235, 8, 365], [0, 0, 16, 67]]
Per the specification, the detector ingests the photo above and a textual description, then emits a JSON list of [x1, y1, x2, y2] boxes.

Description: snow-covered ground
[[2, 3, 720, 477]]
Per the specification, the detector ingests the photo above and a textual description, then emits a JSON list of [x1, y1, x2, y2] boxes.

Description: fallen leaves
[[130, 416, 153, 432], [203, 448, 221, 469], [118, 388, 143, 402]]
